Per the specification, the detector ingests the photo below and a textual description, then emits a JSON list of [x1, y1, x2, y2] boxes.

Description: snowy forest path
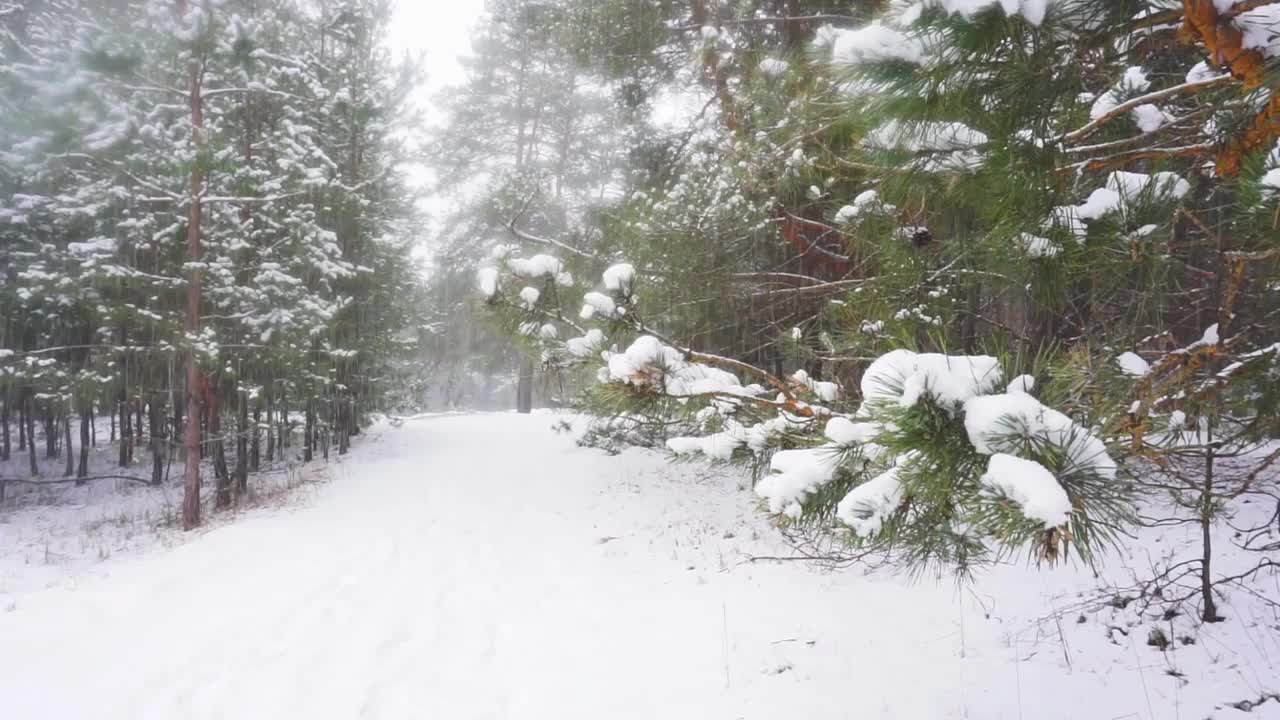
[[0, 414, 1226, 719]]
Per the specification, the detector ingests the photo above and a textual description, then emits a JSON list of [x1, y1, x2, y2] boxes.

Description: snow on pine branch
[[980, 454, 1071, 527], [602, 263, 635, 296], [477, 267, 499, 299], [601, 335, 767, 400], [1045, 170, 1189, 242], [837, 455, 908, 535], [582, 264, 638, 320], [477, 260, 1118, 566], [580, 291, 619, 320], [509, 254, 573, 287], [861, 349, 1003, 412], [824, 0, 1053, 70], [661, 346, 1118, 563]]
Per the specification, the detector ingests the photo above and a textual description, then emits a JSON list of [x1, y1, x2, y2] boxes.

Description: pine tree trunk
[[63, 413, 73, 477], [135, 398, 144, 450], [90, 403, 96, 447], [235, 391, 248, 497], [279, 383, 288, 450], [349, 401, 360, 437], [78, 403, 90, 480], [1, 391, 9, 462], [25, 391, 37, 476], [172, 396, 182, 453], [45, 411, 57, 459], [781, 0, 806, 49], [211, 382, 231, 509], [321, 393, 330, 461], [1200, 438, 1222, 622], [339, 400, 350, 455], [181, 32, 205, 531], [149, 395, 165, 486], [265, 389, 275, 462], [303, 399, 314, 463], [516, 357, 534, 414], [18, 392, 26, 451], [251, 404, 261, 472], [118, 394, 130, 467], [961, 282, 980, 354]]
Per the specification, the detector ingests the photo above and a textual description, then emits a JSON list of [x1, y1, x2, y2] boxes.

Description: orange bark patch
[[1218, 93, 1280, 177], [1180, 0, 1280, 176], [1180, 0, 1269, 87]]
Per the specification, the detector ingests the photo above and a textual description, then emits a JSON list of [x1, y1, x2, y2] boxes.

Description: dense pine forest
[[2, 0, 427, 528], [437, 0, 1280, 606], [2, 2, 1280, 716]]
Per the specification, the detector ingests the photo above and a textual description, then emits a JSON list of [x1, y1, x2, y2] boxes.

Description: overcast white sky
[[388, 0, 487, 96], [386, 0, 487, 254]]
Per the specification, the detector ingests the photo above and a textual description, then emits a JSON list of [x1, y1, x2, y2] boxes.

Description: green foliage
[[1, 0, 427, 485], [460, 0, 1280, 585]]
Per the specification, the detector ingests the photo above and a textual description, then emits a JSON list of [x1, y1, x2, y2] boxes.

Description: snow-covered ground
[[0, 417, 326, 602], [0, 413, 1276, 719]]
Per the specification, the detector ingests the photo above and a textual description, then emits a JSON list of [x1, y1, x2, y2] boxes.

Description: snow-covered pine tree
[[472, 0, 1280, 579], [427, 0, 628, 413], [802, 0, 1280, 585], [0, 0, 426, 525]]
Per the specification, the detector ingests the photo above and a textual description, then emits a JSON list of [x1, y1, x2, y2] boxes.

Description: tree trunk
[[45, 411, 57, 459], [149, 395, 165, 486], [117, 397, 127, 466], [516, 357, 534, 414], [211, 382, 231, 510], [118, 394, 130, 467], [135, 398, 144, 449], [279, 383, 288, 450], [961, 281, 980, 354], [235, 390, 248, 497], [18, 392, 26, 451], [303, 399, 314, 463], [78, 403, 90, 480], [172, 395, 181, 453], [1200, 440, 1222, 622], [182, 32, 206, 531], [63, 412, 73, 477], [321, 393, 330, 462], [25, 391, 37, 476], [1, 391, 9, 462], [265, 388, 275, 462], [337, 397, 350, 455], [251, 403, 261, 472]]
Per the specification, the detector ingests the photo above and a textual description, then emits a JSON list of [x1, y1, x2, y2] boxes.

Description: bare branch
[[505, 193, 598, 259]]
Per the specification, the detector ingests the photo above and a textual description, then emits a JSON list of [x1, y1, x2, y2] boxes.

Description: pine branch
[[1057, 75, 1230, 145], [505, 193, 598, 259], [202, 191, 310, 204], [1065, 142, 1214, 172], [624, 318, 809, 412], [747, 277, 868, 299], [732, 272, 832, 286], [670, 14, 860, 32], [54, 153, 183, 201]]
